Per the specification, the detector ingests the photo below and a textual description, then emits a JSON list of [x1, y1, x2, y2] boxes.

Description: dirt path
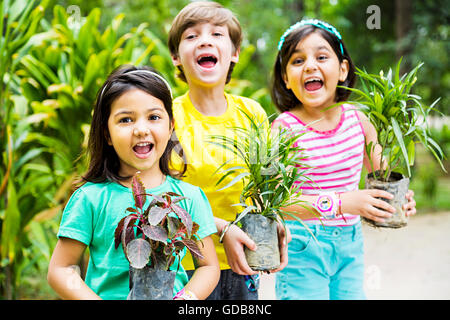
[[259, 211, 450, 300]]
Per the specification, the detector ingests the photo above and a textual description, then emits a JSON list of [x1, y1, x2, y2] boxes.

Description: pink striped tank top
[[273, 104, 365, 226]]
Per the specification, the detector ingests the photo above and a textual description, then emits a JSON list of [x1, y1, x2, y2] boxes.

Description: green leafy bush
[[0, 2, 168, 298]]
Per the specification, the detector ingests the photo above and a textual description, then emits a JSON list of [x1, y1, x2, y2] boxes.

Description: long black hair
[[82, 65, 186, 184], [271, 25, 356, 112]]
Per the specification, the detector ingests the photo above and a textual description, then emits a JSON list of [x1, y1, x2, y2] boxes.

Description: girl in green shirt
[[47, 65, 219, 300]]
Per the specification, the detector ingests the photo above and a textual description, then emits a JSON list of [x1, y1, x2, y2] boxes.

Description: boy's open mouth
[[304, 78, 323, 92], [133, 142, 154, 157], [197, 54, 218, 69]]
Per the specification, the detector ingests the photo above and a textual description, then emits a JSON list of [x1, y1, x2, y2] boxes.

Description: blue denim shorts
[[276, 220, 366, 300]]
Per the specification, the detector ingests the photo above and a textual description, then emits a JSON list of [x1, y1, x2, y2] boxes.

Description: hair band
[[127, 70, 173, 98], [100, 69, 173, 100], [277, 18, 344, 55]]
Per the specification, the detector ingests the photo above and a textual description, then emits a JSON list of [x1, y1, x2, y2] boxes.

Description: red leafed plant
[[114, 174, 204, 270]]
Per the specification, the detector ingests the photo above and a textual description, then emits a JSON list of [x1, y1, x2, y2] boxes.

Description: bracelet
[[219, 222, 232, 243], [337, 193, 342, 216], [337, 192, 347, 222], [173, 288, 198, 300]]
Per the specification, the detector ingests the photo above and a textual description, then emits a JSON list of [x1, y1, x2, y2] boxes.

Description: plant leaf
[[217, 171, 251, 191], [391, 117, 411, 177], [181, 238, 204, 260], [147, 206, 171, 226], [165, 191, 181, 197], [131, 174, 146, 209], [171, 204, 193, 236], [234, 205, 257, 225], [142, 225, 168, 244], [167, 216, 181, 238], [191, 222, 200, 237], [114, 215, 127, 249], [125, 207, 139, 214], [126, 238, 151, 269], [407, 139, 415, 167], [171, 196, 189, 204], [121, 214, 138, 250]]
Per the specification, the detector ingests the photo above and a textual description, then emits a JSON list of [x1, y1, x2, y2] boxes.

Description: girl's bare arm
[[183, 235, 220, 299], [47, 237, 101, 300]]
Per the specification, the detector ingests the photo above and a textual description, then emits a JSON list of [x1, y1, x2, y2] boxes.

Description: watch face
[[318, 195, 333, 212]]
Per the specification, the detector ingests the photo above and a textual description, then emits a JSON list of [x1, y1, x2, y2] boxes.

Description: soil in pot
[[128, 266, 176, 300], [240, 213, 280, 271], [364, 171, 410, 228]]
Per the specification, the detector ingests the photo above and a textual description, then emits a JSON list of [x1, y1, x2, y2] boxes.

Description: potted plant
[[114, 174, 204, 300], [208, 111, 314, 271], [344, 59, 446, 228]]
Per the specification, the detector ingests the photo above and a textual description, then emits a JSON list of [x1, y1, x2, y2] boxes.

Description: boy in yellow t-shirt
[[168, 1, 287, 300]]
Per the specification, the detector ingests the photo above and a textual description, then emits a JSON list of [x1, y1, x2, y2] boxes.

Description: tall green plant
[[343, 59, 446, 181], [207, 110, 315, 229]]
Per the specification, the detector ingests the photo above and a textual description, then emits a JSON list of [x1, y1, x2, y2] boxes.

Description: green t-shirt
[[57, 176, 216, 300]]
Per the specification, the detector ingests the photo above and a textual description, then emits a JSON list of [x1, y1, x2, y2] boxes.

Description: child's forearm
[[281, 194, 321, 220], [182, 236, 220, 299], [214, 217, 229, 237], [184, 264, 220, 299], [47, 265, 101, 300]]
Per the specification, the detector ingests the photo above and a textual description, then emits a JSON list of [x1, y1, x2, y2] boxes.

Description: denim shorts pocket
[[289, 233, 312, 254]]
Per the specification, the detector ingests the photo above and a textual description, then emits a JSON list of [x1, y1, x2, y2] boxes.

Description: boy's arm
[[215, 217, 258, 276], [47, 237, 101, 300]]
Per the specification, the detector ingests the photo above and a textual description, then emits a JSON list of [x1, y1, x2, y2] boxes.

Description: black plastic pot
[[364, 171, 410, 228], [127, 266, 175, 300], [240, 213, 280, 271]]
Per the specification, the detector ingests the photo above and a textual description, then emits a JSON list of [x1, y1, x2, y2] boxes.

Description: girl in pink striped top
[[270, 19, 416, 300]]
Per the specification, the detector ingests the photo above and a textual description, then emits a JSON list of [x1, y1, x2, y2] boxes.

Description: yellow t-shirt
[[172, 92, 267, 270]]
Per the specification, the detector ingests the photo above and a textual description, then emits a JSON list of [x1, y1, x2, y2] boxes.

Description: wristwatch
[[314, 192, 341, 219]]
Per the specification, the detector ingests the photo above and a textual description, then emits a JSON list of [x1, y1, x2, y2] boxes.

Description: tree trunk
[[293, 0, 304, 13], [395, 0, 413, 74]]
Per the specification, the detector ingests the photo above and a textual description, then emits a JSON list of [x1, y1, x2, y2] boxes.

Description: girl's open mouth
[[197, 54, 218, 69], [133, 142, 154, 159], [304, 78, 323, 92]]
